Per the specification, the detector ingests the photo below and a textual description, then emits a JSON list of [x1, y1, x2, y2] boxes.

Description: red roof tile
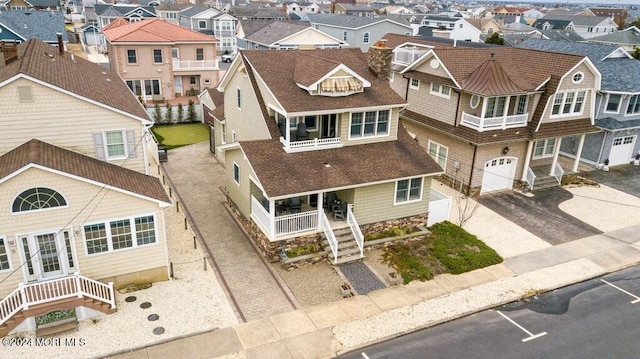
[[103, 18, 219, 43]]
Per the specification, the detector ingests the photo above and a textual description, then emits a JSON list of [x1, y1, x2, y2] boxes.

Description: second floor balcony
[[278, 113, 343, 153], [460, 94, 529, 132], [172, 59, 218, 71], [461, 112, 528, 132]]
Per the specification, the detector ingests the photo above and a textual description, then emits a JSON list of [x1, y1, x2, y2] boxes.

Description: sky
[[475, 0, 636, 5]]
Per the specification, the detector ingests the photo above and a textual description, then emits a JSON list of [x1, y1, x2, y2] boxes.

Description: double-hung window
[[395, 177, 423, 203], [410, 78, 420, 90], [0, 238, 10, 271], [105, 131, 126, 158], [627, 95, 640, 115], [196, 48, 204, 61], [153, 49, 163, 64], [428, 141, 448, 170], [430, 83, 451, 98], [533, 138, 556, 159], [84, 215, 157, 255], [515, 95, 528, 115], [605, 94, 621, 113], [551, 91, 586, 116], [233, 162, 240, 185], [126, 49, 137, 64], [350, 110, 389, 138], [484, 97, 506, 118]]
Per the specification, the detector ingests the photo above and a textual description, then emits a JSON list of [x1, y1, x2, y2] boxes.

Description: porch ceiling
[[240, 127, 442, 197]]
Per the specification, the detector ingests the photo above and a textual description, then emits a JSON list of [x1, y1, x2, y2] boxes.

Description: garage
[[608, 135, 636, 166], [481, 157, 517, 194]]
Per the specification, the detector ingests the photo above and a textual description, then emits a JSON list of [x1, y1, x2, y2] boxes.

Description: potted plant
[[634, 154, 640, 166], [602, 159, 610, 172], [388, 272, 400, 286]]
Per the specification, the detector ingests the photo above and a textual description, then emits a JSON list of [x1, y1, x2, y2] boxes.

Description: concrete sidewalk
[[109, 222, 640, 359]]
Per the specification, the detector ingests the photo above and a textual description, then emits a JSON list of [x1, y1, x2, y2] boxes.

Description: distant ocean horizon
[[459, 0, 637, 6]]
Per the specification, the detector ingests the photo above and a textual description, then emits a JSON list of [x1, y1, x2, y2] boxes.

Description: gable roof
[[156, 3, 193, 11], [586, 30, 640, 47], [464, 18, 500, 31], [0, 38, 151, 121], [237, 19, 277, 36], [240, 127, 442, 197], [541, 14, 614, 27], [381, 32, 496, 49], [103, 18, 218, 43], [306, 13, 410, 30], [94, 4, 157, 17], [240, 48, 405, 114], [179, 5, 214, 17], [0, 139, 170, 204], [0, 10, 67, 43]]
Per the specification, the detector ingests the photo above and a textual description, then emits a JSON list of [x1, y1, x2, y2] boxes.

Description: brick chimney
[[56, 33, 64, 55], [1, 41, 19, 65], [367, 39, 393, 81]]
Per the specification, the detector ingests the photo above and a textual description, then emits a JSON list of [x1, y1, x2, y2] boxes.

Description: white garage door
[[481, 157, 517, 194], [609, 136, 636, 166]]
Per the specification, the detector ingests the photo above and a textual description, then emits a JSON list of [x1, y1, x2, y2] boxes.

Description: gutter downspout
[[467, 144, 478, 196]]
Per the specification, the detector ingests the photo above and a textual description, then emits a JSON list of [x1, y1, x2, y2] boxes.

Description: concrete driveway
[[478, 188, 602, 245], [579, 165, 640, 198]]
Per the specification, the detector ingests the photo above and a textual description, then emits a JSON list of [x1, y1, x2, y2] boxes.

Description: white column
[[502, 96, 511, 129], [572, 134, 586, 173], [480, 97, 488, 129], [316, 192, 324, 231], [549, 137, 563, 176], [521, 140, 534, 181], [268, 198, 275, 238]]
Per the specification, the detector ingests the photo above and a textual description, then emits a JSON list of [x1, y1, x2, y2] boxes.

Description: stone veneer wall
[[367, 39, 393, 81], [359, 213, 428, 236]]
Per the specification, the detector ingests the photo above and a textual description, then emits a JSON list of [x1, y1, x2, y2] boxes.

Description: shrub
[[165, 106, 174, 124], [286, 243, 321, 258], [382, 246, 432, 284], [187, 100, 197, 122], [153, 104, 163, 123], [364, 226, 420, 241], [177, 104, 184, 123]]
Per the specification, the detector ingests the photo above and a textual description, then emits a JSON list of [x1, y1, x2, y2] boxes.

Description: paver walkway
[[339, 262, 386, 295], [161, 142, 296, 321]]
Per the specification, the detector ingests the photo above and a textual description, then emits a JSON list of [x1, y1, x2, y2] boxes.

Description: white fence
[[428, 188, 451, 227]]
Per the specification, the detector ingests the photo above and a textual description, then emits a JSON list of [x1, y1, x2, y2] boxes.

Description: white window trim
[[348, 110, 391, 140], [572, 71, 584, 84], [409, 78, 420, 90], [363, 32, 370, 44], [427, 140, 448, 171], [550, 90, 587, 118], [198, 20, 207, 29], [83, 214, 158, 257], [604, 93, 622, 114], [532, 138, 556, 159], [393, 177, 424, 205], [470, 95, 480, 109], [233, 162, 240, 186], [0, 236, 12, 272], [11, 187, 69, 215], [430, 83, 451, 99], [103, 130, 128, 160]]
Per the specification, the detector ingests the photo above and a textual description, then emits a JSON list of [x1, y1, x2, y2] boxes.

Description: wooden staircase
[[0, 274, 116, 337], [322, 227, 364, 265]]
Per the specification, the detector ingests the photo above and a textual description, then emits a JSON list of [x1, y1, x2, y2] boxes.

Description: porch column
[[502, 96, 511, 129], [285, 117, 290, 143], [572, 134, 586, 173], [521, 140, 534, 181], [549, 137, 563, 176], [480, 97, 488, 127], [268, 199, 275, 238], [316, 191, 324, 231]]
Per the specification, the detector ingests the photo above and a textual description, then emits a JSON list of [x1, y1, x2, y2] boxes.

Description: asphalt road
[[339, 265, 640, 359]]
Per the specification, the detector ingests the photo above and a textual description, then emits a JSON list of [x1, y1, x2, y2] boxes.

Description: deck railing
[[461, 112, 528, 132], [0, 273, 115, 326], [526, 167, 536, 190], [274, 210, 318, 236], [346, 204, 364, 259], [172, 59, 218, 70], [280, 137, 342, 153], [321, 212, 338, 263]]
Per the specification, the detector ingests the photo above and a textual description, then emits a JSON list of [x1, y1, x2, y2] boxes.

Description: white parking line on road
[[361, 352, 370, 359], [496, 310, 548, 342], [601, 279, 640, 304]]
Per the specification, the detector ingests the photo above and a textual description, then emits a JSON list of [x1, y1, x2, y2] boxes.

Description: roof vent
[[323, 162, 331, 168]]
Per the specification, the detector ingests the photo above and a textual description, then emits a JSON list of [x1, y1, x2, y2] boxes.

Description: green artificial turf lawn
[[151, 123, 209, 149]]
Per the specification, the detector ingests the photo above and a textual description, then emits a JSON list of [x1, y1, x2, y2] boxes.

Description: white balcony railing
[[461, 112, 528, 132], [251, 195, 318, 238], [172, 59, 218, 70], [280, 137, 343, 153]]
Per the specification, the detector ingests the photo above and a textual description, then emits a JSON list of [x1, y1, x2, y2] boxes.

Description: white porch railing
[[553, 163, 564, 184], [461, 112, 528, 132], [0, 273, 115, 326], [346, 204, 364, 259], [172, 59, 218, 70], [275, 210, 318, 236], [321, 211, 338, 263], [526, 167, 536, 190], [280, 137, 343, 153]]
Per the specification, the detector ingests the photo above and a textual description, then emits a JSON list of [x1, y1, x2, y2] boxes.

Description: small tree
[[165, 106, 174, 124], [176, 103, 184, 123], [485, 32, 506, 46], [153, 103, 163, 123], [187, 99, 197, 122], [455, 193, 481, 229]]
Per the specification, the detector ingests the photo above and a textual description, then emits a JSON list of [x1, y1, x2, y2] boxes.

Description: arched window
[[12, 188, 67, 213]]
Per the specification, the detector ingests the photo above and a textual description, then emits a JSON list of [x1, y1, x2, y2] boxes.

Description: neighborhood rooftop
[[102, 17, 219, 43]]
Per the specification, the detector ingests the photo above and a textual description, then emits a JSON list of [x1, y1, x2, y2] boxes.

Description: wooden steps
[[322, 228, 364, 265]]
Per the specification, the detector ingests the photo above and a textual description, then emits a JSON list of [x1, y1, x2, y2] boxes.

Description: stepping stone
[[339, 262, 385, 295]]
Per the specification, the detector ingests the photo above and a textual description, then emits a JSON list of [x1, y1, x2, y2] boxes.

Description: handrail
[[526, 167, 536, 190], [0, 273, 116, 327], [553, 163, 564, 184], [320, 212, 338, 263], [461, 112, 528, 132], [346, 204, 364, 259]]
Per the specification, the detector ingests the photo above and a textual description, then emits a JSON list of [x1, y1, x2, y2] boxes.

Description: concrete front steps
[[322, 227, 364, 265], [532, 174, 561, 191]]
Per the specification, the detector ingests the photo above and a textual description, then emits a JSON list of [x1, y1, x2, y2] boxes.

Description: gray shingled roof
[[516, 38, 640, 93], [542, 14, 613, 26], [586, 30, 640, 46], [306, 13, 410, 30], [0, 10, 67, 43], [595, 117, 640, 131], [26, 0, 60, 7], [245, 21, 312, 45], [179, 5, 210, 17], [94, 4, 156, 17]]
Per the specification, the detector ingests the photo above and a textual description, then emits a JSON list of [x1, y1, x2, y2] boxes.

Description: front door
[[20, 230, 75, 282], [321, 114, 337, 138], [174, 76, 183, 96]]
